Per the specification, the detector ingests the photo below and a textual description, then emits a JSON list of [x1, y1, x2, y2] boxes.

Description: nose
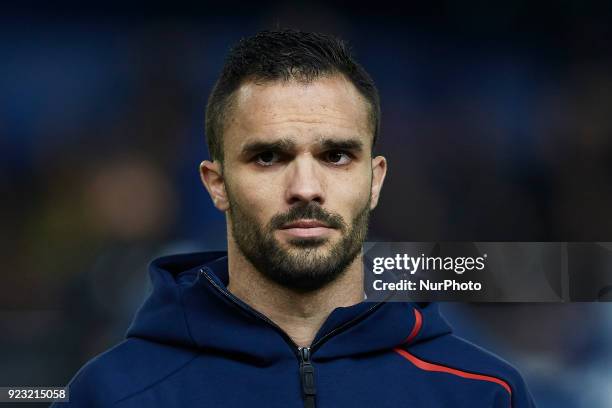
[[284, 155, 325, 206]]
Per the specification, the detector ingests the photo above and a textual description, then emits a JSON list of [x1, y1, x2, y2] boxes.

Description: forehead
[[224, 75, 373, 152]]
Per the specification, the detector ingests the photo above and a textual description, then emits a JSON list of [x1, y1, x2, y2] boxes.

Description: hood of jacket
[[126, 251, 453, 362]]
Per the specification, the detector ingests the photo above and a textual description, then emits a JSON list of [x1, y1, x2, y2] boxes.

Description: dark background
[[2, 2, 612, 407]]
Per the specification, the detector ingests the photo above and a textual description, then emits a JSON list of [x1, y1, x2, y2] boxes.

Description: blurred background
[[1, 2, 612, 407]]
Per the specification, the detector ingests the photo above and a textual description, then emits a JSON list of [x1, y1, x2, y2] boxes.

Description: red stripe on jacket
[[396, 307, 512, 406]]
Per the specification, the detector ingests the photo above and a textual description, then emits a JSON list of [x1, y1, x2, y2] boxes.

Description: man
[[55, 30, 535, 407]]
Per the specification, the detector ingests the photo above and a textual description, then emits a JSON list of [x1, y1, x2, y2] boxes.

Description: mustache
[[268, 203, 346, 231]]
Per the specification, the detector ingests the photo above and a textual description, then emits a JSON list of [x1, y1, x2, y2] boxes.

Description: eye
[[255, 151, 280, 166], [324, 150, 352, 165]]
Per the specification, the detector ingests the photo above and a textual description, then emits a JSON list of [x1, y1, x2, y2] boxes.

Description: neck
[[226, 240, 364, 348]]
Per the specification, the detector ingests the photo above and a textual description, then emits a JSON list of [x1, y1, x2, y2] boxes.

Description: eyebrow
[[239, 137, 364, 158], [319, 138, 364, 152], [240, 139, 297, 157]]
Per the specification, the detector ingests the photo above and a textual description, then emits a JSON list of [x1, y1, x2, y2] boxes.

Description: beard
[[227, 195, 371, 293]]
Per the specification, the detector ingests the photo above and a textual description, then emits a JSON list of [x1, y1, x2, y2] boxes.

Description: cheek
[[331, 171, 372, 214], [227, 172, 282, 221]]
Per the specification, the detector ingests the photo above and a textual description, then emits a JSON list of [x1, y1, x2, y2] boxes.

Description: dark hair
[[205, 29, 380, 162]]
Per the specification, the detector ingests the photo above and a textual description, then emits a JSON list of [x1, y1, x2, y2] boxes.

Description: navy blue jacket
[[53, 251, 535, 407]]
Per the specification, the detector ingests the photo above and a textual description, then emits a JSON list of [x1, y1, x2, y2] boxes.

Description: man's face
[[204, 75, 386, 292]]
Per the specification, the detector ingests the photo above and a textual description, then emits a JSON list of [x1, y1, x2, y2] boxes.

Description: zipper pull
[[299, 347, 316, 408]]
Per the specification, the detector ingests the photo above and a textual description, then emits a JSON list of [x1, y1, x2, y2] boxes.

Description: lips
[[278, 219, 334, 239], [280, 219, 330, 229]]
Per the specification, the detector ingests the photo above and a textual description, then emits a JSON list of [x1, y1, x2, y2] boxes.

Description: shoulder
[[51, 338, 199, 407], [405, 334, 535, 407]]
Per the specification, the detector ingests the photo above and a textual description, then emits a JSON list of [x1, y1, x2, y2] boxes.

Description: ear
[[370, 155, 387, 210], [199, 160, 230, 212]]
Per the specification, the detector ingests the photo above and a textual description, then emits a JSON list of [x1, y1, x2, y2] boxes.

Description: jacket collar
[[127, 252, 452, 362]]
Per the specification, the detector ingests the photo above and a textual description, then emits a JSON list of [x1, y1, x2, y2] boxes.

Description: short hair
[[205, 29, 380, 162]]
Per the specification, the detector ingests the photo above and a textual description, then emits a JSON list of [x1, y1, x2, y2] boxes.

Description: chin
[[285, 237, 331, 249]]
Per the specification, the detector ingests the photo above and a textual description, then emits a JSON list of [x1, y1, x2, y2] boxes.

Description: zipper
[[199, 267, 383, 408], [299, 347, 316, 408]]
